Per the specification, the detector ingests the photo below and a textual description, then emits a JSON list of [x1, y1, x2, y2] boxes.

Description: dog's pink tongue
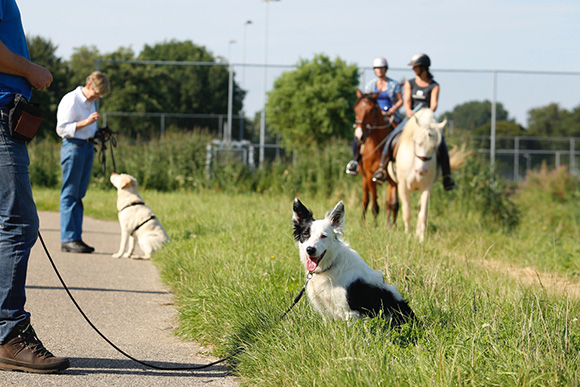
[[306, 256, 318, 272]]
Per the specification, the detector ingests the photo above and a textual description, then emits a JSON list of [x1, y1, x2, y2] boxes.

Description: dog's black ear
[[292, 198, 313, 241], [326, 201, 345, 232], [293, 198, 313, 224]]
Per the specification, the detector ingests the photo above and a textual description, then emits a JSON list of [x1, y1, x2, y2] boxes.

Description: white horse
[[387, 108, 458, 242]]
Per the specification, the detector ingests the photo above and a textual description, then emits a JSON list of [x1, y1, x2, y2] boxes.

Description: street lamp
[[228, 39, 237, 63], [226, 40, 236, 142], [242, 20, 252, 88], [259, 0, 280, 168], [240, 20, 252, 141]]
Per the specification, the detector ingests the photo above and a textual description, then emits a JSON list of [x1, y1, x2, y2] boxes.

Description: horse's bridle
[[414, 146, 434, 162], [353, 95, 393, 133]]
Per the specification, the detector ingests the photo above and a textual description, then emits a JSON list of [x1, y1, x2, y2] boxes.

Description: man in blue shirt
[[0, 0, 70, 373]]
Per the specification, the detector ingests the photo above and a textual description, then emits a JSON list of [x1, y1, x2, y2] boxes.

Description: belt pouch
[[8, 94, 43, 141]]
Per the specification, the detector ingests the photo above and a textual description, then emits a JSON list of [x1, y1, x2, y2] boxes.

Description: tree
[[527, 103, 568, 137], [95, 40, 246, 138], [27, 35, 71, 140], [266, 54, 359, 150], [440, 100, 511, 133]]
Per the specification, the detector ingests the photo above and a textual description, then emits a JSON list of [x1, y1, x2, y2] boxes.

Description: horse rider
[[345, 57, 403, 176], [372, 53, 456, 191]]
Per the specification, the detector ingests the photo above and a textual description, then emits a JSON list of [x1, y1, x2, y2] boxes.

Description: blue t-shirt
[[364, 77, 402, 123], [0, 0, 31, 106]]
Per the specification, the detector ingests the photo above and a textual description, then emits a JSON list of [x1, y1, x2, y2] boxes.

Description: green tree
[[440, 100, 511, 133], [27, 35, 71, 140], [266, 54, 359, 150], [96, 40, 246, 138], [69, 45, 101, 89], [527, 103, 570, 137], [561, 105, 580, 137]]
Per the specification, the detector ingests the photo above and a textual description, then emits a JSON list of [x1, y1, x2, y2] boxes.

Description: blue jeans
[[0, 105, 38, 343], [60, 139, 93, 243]]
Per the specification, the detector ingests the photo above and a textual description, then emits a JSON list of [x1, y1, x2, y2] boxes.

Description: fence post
[[205, 143, 212, 180], [490, 70, 497, 176], [571, 138, 576, 172], [514, 137, 519, 181]]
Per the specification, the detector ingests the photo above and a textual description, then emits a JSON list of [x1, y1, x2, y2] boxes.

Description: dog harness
[[117, 201, 157, 236]]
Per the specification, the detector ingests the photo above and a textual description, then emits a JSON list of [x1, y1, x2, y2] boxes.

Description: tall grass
[[149, 189, 580, 386], [30, 133, 580, 386], [27, 131, 354, 197]]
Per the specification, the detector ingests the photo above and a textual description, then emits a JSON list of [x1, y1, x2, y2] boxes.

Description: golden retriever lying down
[[110, 173, 169, 259]]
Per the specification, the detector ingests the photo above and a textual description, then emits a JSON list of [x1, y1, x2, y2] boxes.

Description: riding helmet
[[372, 57, 388, 69], [408, 53, 431, 68]]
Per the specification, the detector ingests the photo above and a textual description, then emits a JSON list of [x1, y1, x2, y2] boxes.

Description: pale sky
[[19, 0, 580, 127]]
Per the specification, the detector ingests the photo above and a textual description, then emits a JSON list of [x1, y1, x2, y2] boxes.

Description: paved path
[[2, 211, 239, 387]]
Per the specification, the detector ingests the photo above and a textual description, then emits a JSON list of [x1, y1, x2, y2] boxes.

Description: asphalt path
[[2, 211, 239, 387]]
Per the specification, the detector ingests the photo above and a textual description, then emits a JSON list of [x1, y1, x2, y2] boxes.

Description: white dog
[[292, 198, 414, 324], [110, 173, 169, 259]]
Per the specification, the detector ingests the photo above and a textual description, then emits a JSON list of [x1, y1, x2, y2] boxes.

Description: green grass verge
[[32, 172, 580, 386]]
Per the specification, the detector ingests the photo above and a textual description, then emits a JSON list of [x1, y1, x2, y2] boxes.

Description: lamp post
[[259, 0, 279, 168], [240, 20, 252, 141], [227, 40, 236, 142]]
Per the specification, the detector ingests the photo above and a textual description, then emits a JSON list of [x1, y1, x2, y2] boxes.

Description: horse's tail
[[449, 144, 473, 172]]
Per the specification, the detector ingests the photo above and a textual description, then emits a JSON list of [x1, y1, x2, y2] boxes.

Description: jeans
[[0, 106, 38, 343], [59, 138, 93, 243]]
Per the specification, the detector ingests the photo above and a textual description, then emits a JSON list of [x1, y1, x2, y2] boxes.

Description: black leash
[[93, 126, 117, 176], [37, 231, 311, 371], [37, 231, 240, 371], [280, 272, 312, 320]]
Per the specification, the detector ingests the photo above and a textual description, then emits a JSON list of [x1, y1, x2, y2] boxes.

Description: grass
[[32, 170, 580, 386]]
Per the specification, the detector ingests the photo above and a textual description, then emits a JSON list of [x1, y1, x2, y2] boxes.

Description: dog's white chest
[[306, 274, 354, 321]]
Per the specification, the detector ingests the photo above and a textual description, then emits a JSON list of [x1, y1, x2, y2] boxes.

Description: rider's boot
[[346, 138, 360, 175], [438, 139, 456, 191], [372, 150, 389, 184]]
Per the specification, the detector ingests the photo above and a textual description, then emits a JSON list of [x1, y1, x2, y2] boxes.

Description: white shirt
[[56, 86, 98, 139]]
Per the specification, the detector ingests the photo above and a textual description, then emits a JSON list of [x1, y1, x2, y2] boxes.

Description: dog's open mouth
[[306, 250, 326, 272]]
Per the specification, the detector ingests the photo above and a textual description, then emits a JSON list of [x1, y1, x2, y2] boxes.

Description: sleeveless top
[[409, 78, 438, 110]]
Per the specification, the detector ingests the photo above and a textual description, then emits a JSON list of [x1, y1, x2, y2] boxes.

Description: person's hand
[[26, 63, 53, 90], [86, 112, 100, 125]]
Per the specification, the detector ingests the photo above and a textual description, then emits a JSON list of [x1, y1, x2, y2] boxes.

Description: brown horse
[[353, 89, 399, 225]]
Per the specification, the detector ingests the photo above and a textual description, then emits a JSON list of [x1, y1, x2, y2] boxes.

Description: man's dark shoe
[[61, 240, 94, 253], [0, 319, 70, 373], [443, 175, 456, 191]]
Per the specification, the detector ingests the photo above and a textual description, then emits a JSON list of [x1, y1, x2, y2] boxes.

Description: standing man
[[56, 71, 110, 253], [0, 0, 70, 373]]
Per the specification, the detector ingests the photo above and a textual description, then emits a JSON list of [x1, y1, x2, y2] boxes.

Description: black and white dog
[[292, 198, 414, 325]]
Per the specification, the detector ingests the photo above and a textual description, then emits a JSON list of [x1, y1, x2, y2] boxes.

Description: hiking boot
[[0, 319, 70, 373], [443, 175, 456, 191], [61, 240, 94, 254], [345, 160, 359, 176], [372, 167, 387, 184]]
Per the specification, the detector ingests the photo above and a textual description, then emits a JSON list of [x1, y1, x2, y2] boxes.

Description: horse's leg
[[416, 189, 431, 243], [370, 180, 379, 224], [361, 177, 370, 223], [399, 185, 412, 235], [385, 182, 399, 227]]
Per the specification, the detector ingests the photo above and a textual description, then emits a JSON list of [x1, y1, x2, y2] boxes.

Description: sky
[[19, 0, 580, 127]]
